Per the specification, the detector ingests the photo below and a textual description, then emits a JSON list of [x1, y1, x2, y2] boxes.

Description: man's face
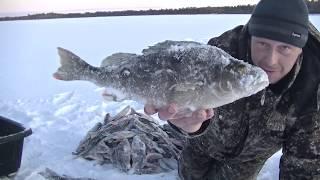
[[251, 36, 302, 84]]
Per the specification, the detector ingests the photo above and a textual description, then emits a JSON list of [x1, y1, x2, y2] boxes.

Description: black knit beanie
[[248, 0, 309, 48]]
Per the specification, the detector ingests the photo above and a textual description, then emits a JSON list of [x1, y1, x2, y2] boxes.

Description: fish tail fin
[[53, 47, 91, 81]]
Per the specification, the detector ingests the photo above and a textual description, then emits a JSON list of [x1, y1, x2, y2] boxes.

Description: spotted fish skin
[[53, 40, 268, 110]]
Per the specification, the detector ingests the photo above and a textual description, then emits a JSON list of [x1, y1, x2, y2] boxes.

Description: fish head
[[203, 57, 269, 109], [218, 58, 269, 100]]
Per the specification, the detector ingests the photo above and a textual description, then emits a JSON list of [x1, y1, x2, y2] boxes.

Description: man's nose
[[265, 49, 279, 66]]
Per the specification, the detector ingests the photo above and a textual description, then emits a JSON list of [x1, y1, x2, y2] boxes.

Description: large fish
[[53, 40, 269, 111]]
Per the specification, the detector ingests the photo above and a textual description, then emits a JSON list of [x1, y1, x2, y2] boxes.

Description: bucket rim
[[0, 116, 32, 144]]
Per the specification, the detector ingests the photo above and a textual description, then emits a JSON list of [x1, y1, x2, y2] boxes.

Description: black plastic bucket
[[0, 116, 32, 176]]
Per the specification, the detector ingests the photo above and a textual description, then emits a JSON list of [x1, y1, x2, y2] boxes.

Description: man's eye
[[279, 46, 292, 54], [257, 42, 267, 47], [280, 45, 291, 50]]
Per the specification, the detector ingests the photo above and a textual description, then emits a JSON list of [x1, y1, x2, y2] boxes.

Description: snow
[[0, 14, 319, 180], [0, 96, 176, 180]]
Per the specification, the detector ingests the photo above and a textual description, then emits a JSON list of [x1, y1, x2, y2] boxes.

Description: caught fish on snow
[[53, 40, 269, 111]]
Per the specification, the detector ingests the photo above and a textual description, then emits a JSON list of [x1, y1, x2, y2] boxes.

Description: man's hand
[[144, 103, 214, 133]]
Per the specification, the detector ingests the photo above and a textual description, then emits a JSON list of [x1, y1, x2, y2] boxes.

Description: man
[[145, 0, 320, 179]]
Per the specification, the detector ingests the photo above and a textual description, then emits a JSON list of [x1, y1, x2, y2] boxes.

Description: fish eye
[[121, 68, 131, 77]]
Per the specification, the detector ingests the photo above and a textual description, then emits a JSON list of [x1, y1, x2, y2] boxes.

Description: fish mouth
[[248, 71, 269, 93], [252, 80, 269, 91], [237, 67, 269, 96]]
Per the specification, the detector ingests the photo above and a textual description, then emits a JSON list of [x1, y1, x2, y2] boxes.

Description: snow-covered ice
[[0, 93, 178, 180]]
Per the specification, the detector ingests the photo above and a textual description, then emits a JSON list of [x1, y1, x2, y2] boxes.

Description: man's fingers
[[192, 109, 207, 121], [144, 103, 178, 120], [189, 108, 214, 122], [144, 104, 157, 115], [158, 103, 178, 120], [206, 108, 215, 119], [169, 116, 203, 133], [144, 103, 214, 129]]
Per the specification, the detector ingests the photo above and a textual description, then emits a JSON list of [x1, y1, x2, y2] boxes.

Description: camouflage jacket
[[175, 23, 320, 180]]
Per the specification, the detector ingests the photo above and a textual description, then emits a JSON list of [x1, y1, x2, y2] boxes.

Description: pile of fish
[[73, 106, 185, 174]]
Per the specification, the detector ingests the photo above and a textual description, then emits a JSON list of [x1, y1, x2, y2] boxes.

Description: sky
[[0, 0, 258, 17]]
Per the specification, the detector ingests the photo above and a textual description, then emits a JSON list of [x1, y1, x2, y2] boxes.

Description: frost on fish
[[73, 106, 184, 174], [54, 40, 269, 111]]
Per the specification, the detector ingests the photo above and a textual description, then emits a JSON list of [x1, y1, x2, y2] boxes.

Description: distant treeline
[[1, 0, 319, 21]]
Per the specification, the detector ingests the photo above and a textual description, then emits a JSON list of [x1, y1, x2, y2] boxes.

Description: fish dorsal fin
[[142, 40, 202, 55], [100, 53, 138, 67]]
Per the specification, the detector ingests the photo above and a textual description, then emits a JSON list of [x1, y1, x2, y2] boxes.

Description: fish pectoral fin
[[102, 91, 126, 102], [102, 93, 125, 102], [168, 83, 199, 107]]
